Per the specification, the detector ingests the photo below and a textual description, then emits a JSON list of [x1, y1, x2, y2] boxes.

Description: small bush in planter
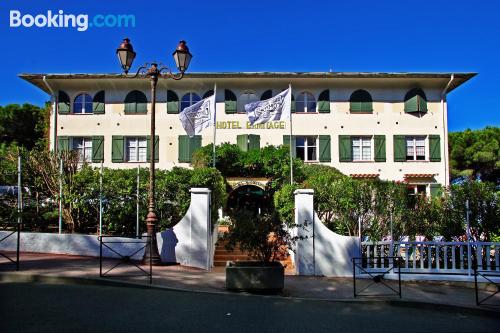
[[223, 209, 293, 263]]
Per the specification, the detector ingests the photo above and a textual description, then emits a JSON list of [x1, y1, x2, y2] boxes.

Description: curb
[[1, 271, 499, 316]]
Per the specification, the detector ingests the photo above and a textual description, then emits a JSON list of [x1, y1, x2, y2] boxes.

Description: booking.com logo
[[9, 10, 135, 32]]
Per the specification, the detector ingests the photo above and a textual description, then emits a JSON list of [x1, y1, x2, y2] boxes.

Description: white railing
[[361, 241, 500, 275]]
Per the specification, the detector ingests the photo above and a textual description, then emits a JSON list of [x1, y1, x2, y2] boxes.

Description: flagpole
[[212, 83, 217, 168], [289, 83, 293, 184]]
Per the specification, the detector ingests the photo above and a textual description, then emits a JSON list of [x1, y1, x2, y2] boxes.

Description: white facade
[[21, 72, 475, 189]]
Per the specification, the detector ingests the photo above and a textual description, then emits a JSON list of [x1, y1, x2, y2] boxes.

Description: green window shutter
[[374, 135, 386, 162], [91, 136, 104, 162], [350, 101, 362, 113], [224, 89, 237, 114], [393, 135, 406, 162], [111, 136, 124, 163], [58, 91, 70, 114], [291, 99, 296, 113], [225, 101, 237, 114], [339, 135, 352, 162], [58, 136, 70, 152], [318, 90, 330, 113], [178, 135, 200, 163], [418, 96, 428, 112], [318, 100, 330, 113], [248, 135, 260, 151], [167, 90, 179, 114], [178, 135, 190, 163], [237, 135, 248, 151], [146, 136, 160, 162], [361, 102, 373, 113], [191, 136, 202, 158], [405, 95, 418, 113], [124, 102, 135, 114], [430, 184, 443, 198], [167, 101, 179, 113], [319, 135, 331, 162], [429, 135, 441, 162], [136, 101, 147, 114], [93, 91, 105, 114], [350, 90, 372, 113], [282, 135, 296, 157]]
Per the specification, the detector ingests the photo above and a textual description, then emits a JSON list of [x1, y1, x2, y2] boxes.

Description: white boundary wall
[[294, 189, 360, 277], [0, 188, 213, 270]]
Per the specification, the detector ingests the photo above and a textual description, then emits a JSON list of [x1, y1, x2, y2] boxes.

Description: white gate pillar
[[159, 188, 212, 270], [294, 189, 315, 275]]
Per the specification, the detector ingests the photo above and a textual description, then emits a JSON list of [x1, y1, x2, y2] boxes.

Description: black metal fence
[[474, 266, 500, 307], [98, 235, 152, 284], [0, 222, 21, 271], [352, 256, 402, 298]]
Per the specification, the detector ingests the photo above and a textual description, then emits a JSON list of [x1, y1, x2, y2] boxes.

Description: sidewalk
[[1, 252, 499, 311]]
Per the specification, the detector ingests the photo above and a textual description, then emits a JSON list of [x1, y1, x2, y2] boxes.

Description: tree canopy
[[449, 126, 500, 183]]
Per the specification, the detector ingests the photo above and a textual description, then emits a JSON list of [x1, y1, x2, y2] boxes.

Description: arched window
[[124, 90, 148, 114], [203, 89, 214, 99], [73, 93, 93, 114], [350, 89, 373, 113], [261, 89, 272, 100], [318, 89, 330, 113], [167, 90, 179, 114], [92, 90, 105, 114], [58, 91, 70, 114], [181, 92, 201, 111], [238, 91, 257, 113], [404, 88, 427, 113], [296, 92, 316, 113], [225, 89, 237, 114]]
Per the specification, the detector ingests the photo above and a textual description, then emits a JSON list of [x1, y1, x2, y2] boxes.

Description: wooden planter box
[[225, 261, 284, 292]]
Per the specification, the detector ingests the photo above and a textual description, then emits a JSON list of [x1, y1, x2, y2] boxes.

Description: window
[[350, 90, 373, 113], [408, 184, 428, 205], [203, 89, 214, 99], [238, 91, 257, 113], [406, 136, 426, 161], [73, 94, 93, 114], [352, 137, 372, 161], [124, 90, 148, 114], [296, 92, 316, 113], [72, 137, 92, 162], [404, 88, 427, 113], [225, 89, 237, 114], [181, 92, 201, 111], [126, 137, 147, 162], [260, 90, 272, 100], [296, 136, 317, 161]]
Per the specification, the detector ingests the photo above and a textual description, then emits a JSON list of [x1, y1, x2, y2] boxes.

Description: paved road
[[1, 282, 499, 333]]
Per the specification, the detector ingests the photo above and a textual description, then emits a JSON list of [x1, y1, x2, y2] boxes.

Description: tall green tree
[[449, 126, 500, 183], [0, 103, 49, 150]]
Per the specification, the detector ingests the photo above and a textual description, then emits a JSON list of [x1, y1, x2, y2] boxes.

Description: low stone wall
[[0, 188, 214, 270], [0, 232, 146, 260]]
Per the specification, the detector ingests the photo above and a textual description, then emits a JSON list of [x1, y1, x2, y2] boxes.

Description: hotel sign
[[216, 121, 286, 130]]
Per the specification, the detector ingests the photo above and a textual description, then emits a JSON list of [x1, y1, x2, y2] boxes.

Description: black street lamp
[[116, 38, 192, 265]]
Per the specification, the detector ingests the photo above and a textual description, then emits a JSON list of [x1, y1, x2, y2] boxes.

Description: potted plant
[[222, 209, 296, 292]]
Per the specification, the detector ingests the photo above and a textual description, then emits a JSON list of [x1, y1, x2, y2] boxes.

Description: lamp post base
[[142, 211, 162, 265]]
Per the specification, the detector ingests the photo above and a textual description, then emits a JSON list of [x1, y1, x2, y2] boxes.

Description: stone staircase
[[213, 239, 295, 274]]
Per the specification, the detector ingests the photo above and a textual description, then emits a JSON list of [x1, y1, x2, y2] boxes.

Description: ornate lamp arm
[[158, 66, 184, 80]]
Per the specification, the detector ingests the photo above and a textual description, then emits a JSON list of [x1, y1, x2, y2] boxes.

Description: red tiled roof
[[404, 173, 435, 179], [350, 174, 380, 179]]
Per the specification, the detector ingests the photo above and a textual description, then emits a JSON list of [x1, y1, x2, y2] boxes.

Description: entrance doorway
[[226, 185, 270, 215]]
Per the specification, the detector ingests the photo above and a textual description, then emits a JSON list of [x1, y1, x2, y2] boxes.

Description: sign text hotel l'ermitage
[[217, 121, 286, 129]]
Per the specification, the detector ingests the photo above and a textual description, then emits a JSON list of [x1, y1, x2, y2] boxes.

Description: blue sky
[[0, 0, 498, 131]]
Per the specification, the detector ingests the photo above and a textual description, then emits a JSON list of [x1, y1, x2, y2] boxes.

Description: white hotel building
[[20, 72, 475, 195]]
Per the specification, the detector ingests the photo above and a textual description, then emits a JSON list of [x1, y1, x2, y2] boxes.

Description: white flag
[[179, 94, 216, 137], [245, 87, 292, 125]]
